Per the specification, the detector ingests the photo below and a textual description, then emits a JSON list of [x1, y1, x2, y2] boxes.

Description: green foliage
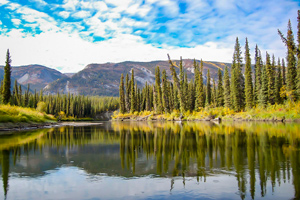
[[2, 49, 12, 104], [119, 74, 125, 114], [244, 38, 253, 109], [205, 69, 211, 106], [36, 101, 47, 113]]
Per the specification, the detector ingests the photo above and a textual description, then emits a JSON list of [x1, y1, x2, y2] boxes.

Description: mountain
[[44, 59, 231, 96], [9, 65, 67, 91]]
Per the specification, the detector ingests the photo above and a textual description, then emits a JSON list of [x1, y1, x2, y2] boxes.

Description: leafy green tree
[[125, 73, 131, 112], [244, 38, 253, 109], [3, 49, 12, 104], [119, 74, 125, 114]]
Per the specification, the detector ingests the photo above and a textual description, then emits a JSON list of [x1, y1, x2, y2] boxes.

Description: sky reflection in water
[[0, 121, 299, 200]]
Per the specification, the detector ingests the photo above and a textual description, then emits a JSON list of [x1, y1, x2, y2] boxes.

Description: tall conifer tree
[[223, 66, 231, 108], [217, 69, 224, 107], [244, 38, 253, 109], [3, 49, 12, 104], [119, 74, 125, 114], [205, 69, 211, 106]]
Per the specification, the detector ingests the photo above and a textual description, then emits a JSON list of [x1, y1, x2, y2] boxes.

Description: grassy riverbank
[[0, 104, 56, 124], [112, 101, 300, 122]]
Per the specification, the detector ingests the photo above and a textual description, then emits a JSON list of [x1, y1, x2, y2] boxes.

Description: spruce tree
[[217, 68, 224, 107], [211, 78, 217, 107], [161, 69, 170, 113], [223, 66, 231, 108], [155, 66, 163, 114], [282, 58, 286, 86], [3, 49, 12, 104], [130, 69, 136, 113], [278, 20, 297, 101], [275, 58, 283, 104], [296, 10, 300, 100], [125, 73, 130, 112], [259, 64, 268, 108], [119, 74, 125, 114], [205, 69, 211, 106], [266, 53, 275, 105], [244, 38, 253, 109], [254, 45, 262, 105], [231, 38, 244, 111], [195, 60, 205, 109]]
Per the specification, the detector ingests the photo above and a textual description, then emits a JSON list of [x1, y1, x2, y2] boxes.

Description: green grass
[[0, 104, 56, 123], [112, 101, 300, 121]]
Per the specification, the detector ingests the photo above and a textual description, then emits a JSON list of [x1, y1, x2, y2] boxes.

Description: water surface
[[0, 121, 299, 200]]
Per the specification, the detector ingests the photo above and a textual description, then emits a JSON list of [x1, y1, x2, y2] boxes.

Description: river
[[0, 121, 299, 200]]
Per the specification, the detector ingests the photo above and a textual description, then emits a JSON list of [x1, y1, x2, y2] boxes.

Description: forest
[[117, 11, 300, 120]]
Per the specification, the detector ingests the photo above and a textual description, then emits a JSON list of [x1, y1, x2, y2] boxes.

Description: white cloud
[[62, 0, 79, 11], [6, 2, 21, 10], [11, 19, 21, 26], [72, 10, 91, 18], [0, 0, 9, 6], [0, 20, 2, 25], [58, 11, 70, 19]]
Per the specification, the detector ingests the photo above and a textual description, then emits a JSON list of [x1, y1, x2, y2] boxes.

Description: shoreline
[[113, 114, 300, 123], [0, 121, 104, 132]]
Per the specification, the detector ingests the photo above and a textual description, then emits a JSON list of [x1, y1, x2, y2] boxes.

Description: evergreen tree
[[266, 53, 275, 105], [3, 49, 12, 104], [244, 38, 253, 109], [296, 10, 300, 100], [161, 69, 170, 113], [188, 79, 195, 111], [278, 20, 297, 101], [217, 68, 224, 107], [254, 45, 262, 105], [130, 69, 136, 113], [259, 64, 268, 108], [155, 66, 163, 114], [223, 66, 231, 108], [211, 78, 217, 107], [195, 60, 205, 109], [119, 74, 125, 114], [231, 38, 244, 111], [282, 58, 286, 86], [275, 58, 283, 104], [12, 80, 19, 106], [125, 73, 131, 112], [205, 69, 211, 106]]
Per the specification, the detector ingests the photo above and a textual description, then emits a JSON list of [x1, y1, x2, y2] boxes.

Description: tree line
[[119, 11, 300, 114], [0, 50, 119, 118]]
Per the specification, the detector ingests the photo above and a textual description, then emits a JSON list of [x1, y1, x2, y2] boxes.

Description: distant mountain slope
[[10, 65, 67, 91], [44, 59, 231, 96]]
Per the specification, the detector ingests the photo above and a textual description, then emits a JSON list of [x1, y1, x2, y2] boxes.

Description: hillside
[[44, 59, 231, 96], [9, 65, 67, 91]]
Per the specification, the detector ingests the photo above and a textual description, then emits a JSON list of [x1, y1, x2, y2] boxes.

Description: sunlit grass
[[112, 101, 300, 121], [0, 104, 56, 123]]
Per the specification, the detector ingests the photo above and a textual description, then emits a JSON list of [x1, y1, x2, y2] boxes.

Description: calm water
[[0, 121, 299, 200]]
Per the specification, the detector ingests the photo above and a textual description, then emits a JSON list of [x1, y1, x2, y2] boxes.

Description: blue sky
[[0, 0, 299, 73]]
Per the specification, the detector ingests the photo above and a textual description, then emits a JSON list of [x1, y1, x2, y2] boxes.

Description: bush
[[36, 101, 47, 113]]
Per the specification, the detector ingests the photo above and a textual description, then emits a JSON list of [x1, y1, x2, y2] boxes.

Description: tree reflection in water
[[0, 121, 299, 200]]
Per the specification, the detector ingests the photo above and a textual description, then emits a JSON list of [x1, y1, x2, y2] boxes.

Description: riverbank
[[112, 103, 300, 122]]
